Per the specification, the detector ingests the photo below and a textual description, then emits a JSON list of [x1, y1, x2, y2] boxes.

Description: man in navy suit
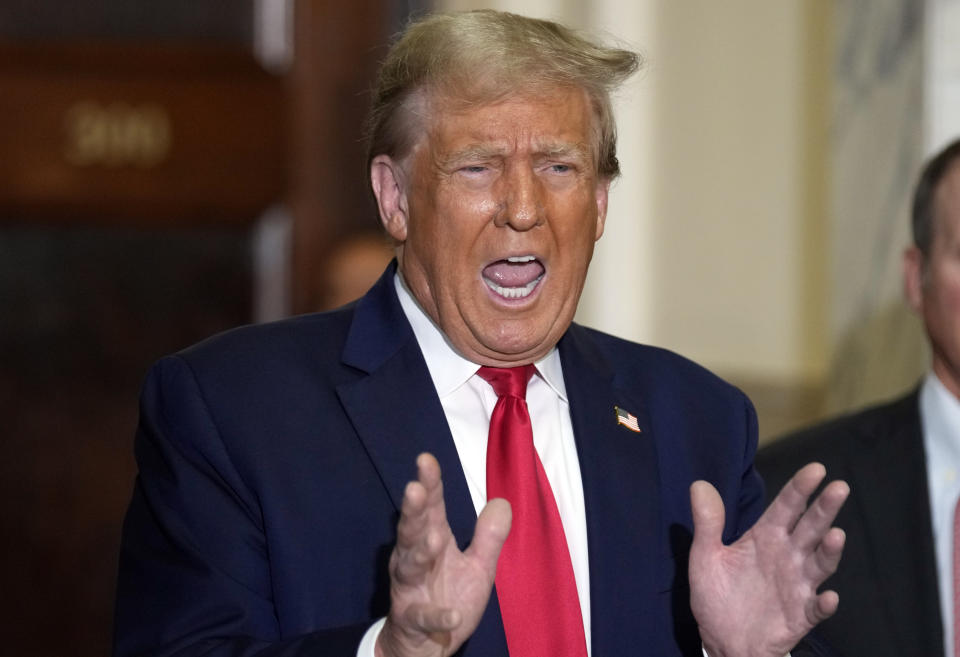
[[115, 10, 847, 657]]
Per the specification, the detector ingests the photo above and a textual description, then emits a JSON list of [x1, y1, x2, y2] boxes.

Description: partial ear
[[903, 246, 925, 313], [370, 155, 409, 242], [594, 179, 610, 241]]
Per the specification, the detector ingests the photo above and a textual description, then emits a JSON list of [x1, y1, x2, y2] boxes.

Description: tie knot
[[477, 365, 535, 399]]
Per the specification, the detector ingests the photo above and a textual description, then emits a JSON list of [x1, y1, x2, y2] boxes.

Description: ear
[[370, 155, 409, 242], [594, 179, 610, 241], [903, 246, 925, 313]]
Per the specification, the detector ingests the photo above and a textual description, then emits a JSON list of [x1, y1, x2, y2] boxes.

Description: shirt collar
[[921, 371, 960, 462], [394, 272, 568, 402]]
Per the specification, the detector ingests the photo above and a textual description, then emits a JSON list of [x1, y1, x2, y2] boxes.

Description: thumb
[[690, 480, 725, 555], [466, 497, 512, 574]]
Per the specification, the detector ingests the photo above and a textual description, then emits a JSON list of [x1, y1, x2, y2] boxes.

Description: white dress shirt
[[357, 274, 591, 656], [920, 372, 960, 657]]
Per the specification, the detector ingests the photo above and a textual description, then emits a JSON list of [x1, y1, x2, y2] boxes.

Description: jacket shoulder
[[756, 390, 920, 491], [569, 323, 748, 401], [180, 308, 353, 371], [142, 307, 359, 413]]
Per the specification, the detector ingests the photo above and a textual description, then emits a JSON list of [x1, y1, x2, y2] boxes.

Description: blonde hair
[[366, 10, 640, 179]]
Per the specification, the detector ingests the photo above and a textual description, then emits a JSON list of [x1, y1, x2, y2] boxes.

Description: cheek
[[420, 226, 475, 288], [925, 264, 960, 329], [945, 289, 960, 326], [557, 210, 602, 257], [940, 261, 960, 306], [430, 191, 493, 236]]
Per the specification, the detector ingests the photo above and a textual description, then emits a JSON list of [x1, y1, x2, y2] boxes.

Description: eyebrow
[[439, 144, 507, 169], [536, 141, 592, 163], [439, 141, 593, 169]]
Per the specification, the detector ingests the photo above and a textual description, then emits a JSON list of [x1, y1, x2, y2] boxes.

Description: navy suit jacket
[[115, 263, 769, 656]]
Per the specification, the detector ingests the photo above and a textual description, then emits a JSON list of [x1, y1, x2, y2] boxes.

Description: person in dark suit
[[756, 136, 960, 657], [115, 10, 847, 657]]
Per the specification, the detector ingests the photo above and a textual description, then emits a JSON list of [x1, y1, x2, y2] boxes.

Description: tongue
[[482, 260, 544, 287]]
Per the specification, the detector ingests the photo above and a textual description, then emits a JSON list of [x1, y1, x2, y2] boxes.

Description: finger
[[690, 480, 725, 556], [804, 527, 846, 582], [402, 602, 462, 635], [396, 453, 448, 547], [807, 589, 840, 625], [465, 498, 512, 573], [394, 523, 446, 584], [417, 452, 451, 524], [416, 452, 442, 496], [761, 462, 827, 531], [791, 480, 849, 550], [396, 480, 430, 548], [393, 455, 452, 583]]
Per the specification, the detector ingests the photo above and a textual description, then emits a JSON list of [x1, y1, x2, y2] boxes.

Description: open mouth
[[482, 255, 545, 300]]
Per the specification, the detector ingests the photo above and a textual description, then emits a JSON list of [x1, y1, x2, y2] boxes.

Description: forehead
[[422, 86, 598, 156]]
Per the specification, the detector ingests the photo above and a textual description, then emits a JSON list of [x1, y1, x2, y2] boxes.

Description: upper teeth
[[507, 255, 535, 263]]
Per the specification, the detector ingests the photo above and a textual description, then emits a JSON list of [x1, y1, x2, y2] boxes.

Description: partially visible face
[[371, 86, 609, 366], [905, 161, 960, 399], [318, 235, 394, 310]]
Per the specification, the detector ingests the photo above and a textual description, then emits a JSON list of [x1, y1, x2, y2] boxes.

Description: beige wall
[[594, 2, 828, 387]]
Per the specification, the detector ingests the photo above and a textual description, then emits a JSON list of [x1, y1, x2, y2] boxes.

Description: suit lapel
[[336, 264, 478, 549], [559, 325, 663, 656], [845, 391, 942, 656], [335, 265, 508, 656]]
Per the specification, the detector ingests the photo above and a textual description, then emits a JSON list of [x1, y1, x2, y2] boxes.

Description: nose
[[496, 166, 543, 231]]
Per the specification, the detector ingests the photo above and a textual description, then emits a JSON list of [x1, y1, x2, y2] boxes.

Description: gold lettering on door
[[64, 101, 171, 168]]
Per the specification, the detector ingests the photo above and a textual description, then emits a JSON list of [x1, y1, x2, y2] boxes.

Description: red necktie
[[953, 496, 960, 657], [478, 365, 588, 657]]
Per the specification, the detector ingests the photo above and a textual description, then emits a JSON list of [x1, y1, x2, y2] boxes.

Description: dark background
[[0, 2, 424, 655]]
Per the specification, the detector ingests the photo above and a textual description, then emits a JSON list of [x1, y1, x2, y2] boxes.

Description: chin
[[484, 333, 552, 360]]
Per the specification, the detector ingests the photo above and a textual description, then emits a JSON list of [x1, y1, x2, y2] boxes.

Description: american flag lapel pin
[[614, 406, 641, 433]]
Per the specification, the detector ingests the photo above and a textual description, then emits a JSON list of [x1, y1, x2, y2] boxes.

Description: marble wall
[[925, 0, 960, 155], [825, 0, 930, 412]]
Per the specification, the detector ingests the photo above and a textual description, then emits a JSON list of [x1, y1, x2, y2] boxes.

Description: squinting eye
[[550, 164, 572, 173], [461, 166, 488, 174]]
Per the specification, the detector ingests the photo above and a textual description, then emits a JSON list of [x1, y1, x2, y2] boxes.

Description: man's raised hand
[[376, 453, 511, 657], [689, 462, 849, 657]]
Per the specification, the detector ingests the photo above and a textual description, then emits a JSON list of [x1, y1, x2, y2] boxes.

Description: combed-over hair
[[365, 9, 640, 180], [912, 137, 960, 257]]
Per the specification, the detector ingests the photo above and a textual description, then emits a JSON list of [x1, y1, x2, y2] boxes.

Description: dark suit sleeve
[[736, 397, 766, 537], [114, 356, 369, 657]]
